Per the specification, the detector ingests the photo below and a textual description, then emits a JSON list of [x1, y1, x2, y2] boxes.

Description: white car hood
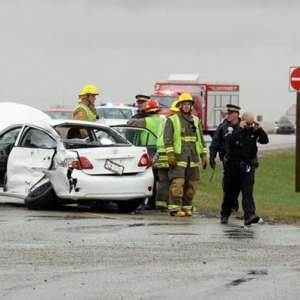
[[0, 102, 51, 131]]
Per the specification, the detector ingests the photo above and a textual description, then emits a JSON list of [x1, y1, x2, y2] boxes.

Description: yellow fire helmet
[[78, 85, 99, 99], [176, 93, 194, 105], [170, 100, 180, 114]]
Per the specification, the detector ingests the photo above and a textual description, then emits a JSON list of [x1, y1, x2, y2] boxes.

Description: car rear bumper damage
[[44, 167, 154, 201]]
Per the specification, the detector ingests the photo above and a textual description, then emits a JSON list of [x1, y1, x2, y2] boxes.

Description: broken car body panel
[[0, 117, 155, 206]]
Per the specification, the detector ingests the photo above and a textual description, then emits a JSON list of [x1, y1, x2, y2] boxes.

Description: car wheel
[[117, 199, 142, 212], [91, 201, 118, 212], [25, 181, 58, 210]]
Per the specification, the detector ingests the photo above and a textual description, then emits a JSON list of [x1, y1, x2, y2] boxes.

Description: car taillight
[[138, 153, 152, 168], [72, 157, 94, 170]]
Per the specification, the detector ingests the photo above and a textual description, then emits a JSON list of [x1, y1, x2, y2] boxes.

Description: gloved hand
[[200, 153, 208, 169], [209, 158, 216, 169], [167, 153, 177, 168]]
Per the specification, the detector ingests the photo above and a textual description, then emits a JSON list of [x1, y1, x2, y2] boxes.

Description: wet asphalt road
[[0, 203, 300, 300], [0, 134, 297, 299]]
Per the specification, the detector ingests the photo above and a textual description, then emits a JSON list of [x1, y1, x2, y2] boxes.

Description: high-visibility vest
[[140, 114, 164, 146], [166, 114, 203, 155], [154, 118, 168, 168], [73, 103, 96, 122]]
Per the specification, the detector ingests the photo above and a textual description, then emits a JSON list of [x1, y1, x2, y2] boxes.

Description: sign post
[[296, 91, 300, 192], [290, 67, 300, 192]]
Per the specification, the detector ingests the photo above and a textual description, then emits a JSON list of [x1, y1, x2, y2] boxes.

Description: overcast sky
[[1, 0, 299, 121]]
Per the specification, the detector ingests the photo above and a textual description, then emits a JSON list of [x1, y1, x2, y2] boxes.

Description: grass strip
[[194, 150, 300, 224]]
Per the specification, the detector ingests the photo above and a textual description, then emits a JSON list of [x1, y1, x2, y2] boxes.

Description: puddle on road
[[128, 222, 192, 227], [230, 277, 254, 286], [227, 269, 268, 287], [26, 216, 95, 221], [248, 269, 268, 275], [223, 228, 255, 239], [2, 202, 299, 245], [55, 222, 193, 233], [153, 232, 199, 236]]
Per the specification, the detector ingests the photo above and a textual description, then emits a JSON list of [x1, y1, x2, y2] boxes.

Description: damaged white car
[[0, 117, 156, 211]]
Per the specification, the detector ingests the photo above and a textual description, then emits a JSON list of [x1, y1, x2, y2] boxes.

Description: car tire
[[91, 201, 118, 212], [117, 199, 142, 212], [25, 181, 58, 210]]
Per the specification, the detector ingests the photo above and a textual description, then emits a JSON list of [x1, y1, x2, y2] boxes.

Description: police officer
[[221, 111, 269, 225], [127, 94, 150, 210], [127, 99, 165, 210], [164, 93, 207, 217], [132, 94, 150, 119], [73, 84, 99, 122], [209, 104, 241, 212]]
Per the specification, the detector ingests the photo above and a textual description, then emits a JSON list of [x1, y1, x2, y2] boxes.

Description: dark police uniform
[[221, 122, 269, 225], [132, 94, 150, 119], [209, 104, 241, 212]]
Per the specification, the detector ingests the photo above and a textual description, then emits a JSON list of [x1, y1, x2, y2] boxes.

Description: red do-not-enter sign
[[290, 68, 300, 91]]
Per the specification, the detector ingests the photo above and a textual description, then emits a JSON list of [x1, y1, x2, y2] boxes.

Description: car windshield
[[45, 111, 73, 120], [96, 107, 133, 119], [278, 116, 292, 124], [150, 96, 178, 108]]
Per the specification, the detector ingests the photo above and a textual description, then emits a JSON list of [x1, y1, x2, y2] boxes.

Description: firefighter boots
[[183, 210, 192, 217], [170, 211, 185, 217]]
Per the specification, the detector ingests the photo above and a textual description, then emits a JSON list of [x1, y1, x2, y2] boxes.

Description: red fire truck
[[150, 74, 240, 138]]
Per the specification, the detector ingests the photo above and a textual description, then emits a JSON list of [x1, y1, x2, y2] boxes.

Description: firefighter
[[154, 100, 180, 212], [73, 84, 99, 122], [127, 99, 165, 210], [164, 93, 207, 217], [221, 111, 269, 225], [132, 94, 150, 119], [209, 104, 241, 212]]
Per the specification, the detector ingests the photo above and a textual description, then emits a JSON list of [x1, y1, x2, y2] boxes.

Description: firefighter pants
[[168, 166, 199, 212], [221, 160, 256, 219], [155, 168, 170, 209]]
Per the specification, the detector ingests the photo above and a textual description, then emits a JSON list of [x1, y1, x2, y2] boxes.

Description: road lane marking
[[82, 212, 128, 220]]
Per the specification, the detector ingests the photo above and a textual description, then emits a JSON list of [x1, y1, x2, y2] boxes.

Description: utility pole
[[289, 67, 300, 192]]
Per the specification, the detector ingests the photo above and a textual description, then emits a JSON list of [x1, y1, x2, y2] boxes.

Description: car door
[[111, 125, 158, 160], [3, 126, 56, 198], [0, 125, 22, 184]]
